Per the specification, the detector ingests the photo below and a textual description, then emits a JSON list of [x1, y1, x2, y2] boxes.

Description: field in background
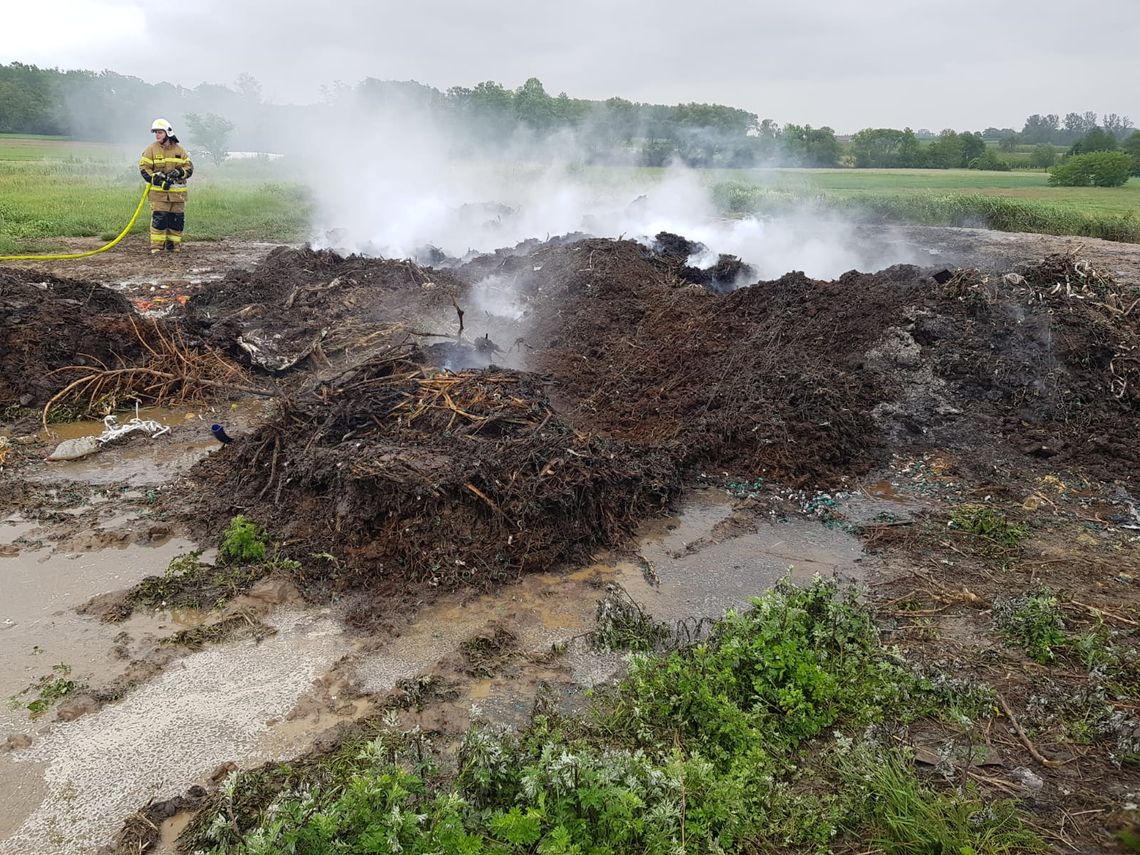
[[0, 136, 309, 254], [704, 167, 1140, 242], [2, 137, 1138, 253], [740, 168, 1140, 217]]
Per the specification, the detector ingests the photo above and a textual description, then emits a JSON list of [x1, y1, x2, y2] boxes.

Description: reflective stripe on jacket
[[139, 141, 194, 203]]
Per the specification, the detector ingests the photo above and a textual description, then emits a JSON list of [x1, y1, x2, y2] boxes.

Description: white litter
[[46, 412, 170, 462]]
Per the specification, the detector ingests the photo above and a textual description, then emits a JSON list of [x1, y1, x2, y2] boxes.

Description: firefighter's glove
[[149, 174, 165, 187]]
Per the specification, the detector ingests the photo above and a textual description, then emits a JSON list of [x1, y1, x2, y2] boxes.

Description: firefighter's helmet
[[150, 118, 174, 134]]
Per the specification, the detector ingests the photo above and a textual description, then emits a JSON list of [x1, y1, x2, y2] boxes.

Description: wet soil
[[2, 224, 1139, 853], [0, 238, 284, 291]]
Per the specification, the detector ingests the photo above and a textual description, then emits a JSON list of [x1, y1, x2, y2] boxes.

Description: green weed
[[8, 663, 80, 717], [590, 584, 674, 651], [181, 578, 1043, 855], [949, 504, 1029, 550], [219, 515, 269, 565], [994, 591, 1067, 663], [126, 549, 269, 615], [843, 748, 1045, 854]]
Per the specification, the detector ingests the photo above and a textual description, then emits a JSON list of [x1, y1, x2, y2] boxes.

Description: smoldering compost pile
[[0, 269, 147, 409], [180, 246, 470, 372], [179, 236, 1139, 596], [0, 267, 250, 423], [509, 240, 1138, 485], [191, 344, 678, 592]]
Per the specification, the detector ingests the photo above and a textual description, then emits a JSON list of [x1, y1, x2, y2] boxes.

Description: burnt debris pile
[[181, 246, 470, 372], [191, 343, 678, 593], [189, 239, 1138, 590], [0, 268, 244, 418], [0, 269, 145, 409], [6, 237, 1135, 591]]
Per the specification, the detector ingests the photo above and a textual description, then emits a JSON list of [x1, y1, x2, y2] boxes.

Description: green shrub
[[969, 150, 1011, 171], [219, 515, 268, 565], [1049, 151, 1134, 187], [1029, 144, 1058, 169]]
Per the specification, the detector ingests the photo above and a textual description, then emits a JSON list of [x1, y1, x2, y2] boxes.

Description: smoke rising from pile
[[291, 95, 919, 285]]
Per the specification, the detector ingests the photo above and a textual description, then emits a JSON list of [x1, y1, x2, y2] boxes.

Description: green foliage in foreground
[[1049, 151, 1134, 187], [219, 515, 269, 564], [184, 579, 1042, 855], [994, 591, 1068, 664]]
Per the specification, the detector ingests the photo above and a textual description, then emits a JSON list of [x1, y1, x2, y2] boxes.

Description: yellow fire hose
[[0, 184, 151, 262]]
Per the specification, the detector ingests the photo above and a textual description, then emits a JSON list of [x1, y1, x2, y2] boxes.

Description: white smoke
[[291, 92, 919, 283]]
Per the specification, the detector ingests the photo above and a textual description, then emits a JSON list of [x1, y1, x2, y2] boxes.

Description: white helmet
[[151, 118, 174, 134]]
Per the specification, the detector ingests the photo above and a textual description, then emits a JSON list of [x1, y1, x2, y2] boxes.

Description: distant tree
[[1102, 113, 1134, 139], [1029, 144, 1058, 169], [1062, 111, 1097, 140], [781, 124, 840, 167], [514, 77, 556, 130], [1070, 127, 1118, 155], [927, 129, 964, 168], [603, 96, 639, 143], [998, 135, 1019, 152], [1049, 151, 1132, 187], [640, 138, 676, 167], [983, 127, 1017, 140], [851, 128, 916, 167], [959, 132, 986, 166], [1021, 113, 1060, 144], [752, 117, 781, 161], [185, 112, 235, 164], [896, 128, 924, 167], [235, 73, 262, 103], [1123, 131, 1140, 176]]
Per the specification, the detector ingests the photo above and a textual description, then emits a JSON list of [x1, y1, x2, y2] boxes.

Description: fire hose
[[0, 183, 151, 261]]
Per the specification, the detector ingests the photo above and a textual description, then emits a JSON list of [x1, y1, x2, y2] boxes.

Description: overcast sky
[[3, 0, 1137, 132]]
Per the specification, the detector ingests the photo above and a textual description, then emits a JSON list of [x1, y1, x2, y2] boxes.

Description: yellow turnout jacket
[[139, 141, 193, 205]]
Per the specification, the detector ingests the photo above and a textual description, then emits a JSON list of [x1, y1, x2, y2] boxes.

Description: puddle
[[0, 538, 201, 733], [0, 610, 347, 855], [608, 489, 867, 624], [0, 516, 37, 549], [40, 407, 202, 443], [353, 568, 600, 695], [27, 402, 264, 487]]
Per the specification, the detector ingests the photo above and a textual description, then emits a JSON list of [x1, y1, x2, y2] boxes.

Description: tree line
[[0, 61, 1137, 176]]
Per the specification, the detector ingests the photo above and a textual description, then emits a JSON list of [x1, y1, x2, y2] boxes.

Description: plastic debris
[[46, 413, 170, 462]]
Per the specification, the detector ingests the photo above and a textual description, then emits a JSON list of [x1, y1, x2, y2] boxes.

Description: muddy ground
[[2, 225, 1139, 854]]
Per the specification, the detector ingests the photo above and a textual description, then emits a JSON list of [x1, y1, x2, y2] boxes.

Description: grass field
[[741, 168, 1140, 217], [704, 167, 1140, 242], [0, 137, 310, 254], [2, 137, 1138, 253]]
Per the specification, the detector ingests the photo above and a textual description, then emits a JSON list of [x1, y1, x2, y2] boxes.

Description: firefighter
[[139, 119, 193, 254]]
